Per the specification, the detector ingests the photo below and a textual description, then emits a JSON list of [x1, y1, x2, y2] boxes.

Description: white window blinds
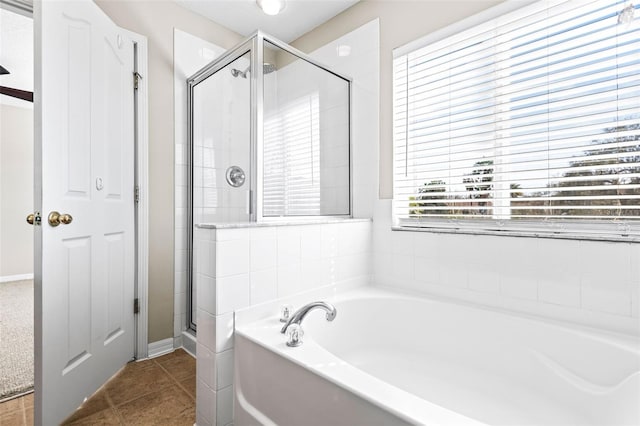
[[263, 93, 321, 216], [393, 0, 640, 237]]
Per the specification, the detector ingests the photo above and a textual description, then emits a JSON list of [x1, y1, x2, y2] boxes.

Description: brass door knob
[[48, 211, 73, 227], [26, 212, 41, 226]]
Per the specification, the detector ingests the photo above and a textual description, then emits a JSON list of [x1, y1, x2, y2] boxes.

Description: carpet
[[0, 280, 34, 401]]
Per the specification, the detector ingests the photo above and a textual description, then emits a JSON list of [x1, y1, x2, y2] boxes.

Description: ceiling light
[[257, 0, 286, 16]]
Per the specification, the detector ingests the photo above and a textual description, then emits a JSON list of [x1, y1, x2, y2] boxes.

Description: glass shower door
[[189, 51, 252, 328]]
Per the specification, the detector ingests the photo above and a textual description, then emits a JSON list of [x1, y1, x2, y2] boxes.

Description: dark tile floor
[[0, 349, 195, 426]]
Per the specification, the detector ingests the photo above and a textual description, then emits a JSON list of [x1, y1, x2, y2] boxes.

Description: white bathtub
[[234, 287, 640, 425]]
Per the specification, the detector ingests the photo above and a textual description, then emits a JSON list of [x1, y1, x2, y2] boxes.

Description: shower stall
[[186, 32, 352, 330]]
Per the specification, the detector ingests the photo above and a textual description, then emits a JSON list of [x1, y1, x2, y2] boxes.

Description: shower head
[[263, 63, 276, 74], [230, 63, 277, 78]]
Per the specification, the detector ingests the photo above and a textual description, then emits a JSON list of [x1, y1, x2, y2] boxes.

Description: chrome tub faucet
[[280, 301, 337, 347]]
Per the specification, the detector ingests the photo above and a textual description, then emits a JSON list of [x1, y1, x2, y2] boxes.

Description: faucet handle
[[280, 304, 294, 323], [285, 323, 304, 347]]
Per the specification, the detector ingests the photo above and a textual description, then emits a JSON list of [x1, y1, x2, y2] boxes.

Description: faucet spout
[[280, 301, 337, 333]]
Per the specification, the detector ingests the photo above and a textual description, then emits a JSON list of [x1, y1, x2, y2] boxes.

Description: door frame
[[126, 28, 150, 360]]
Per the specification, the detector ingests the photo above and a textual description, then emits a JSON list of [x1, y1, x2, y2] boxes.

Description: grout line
[[105, 390, 127, 426], [22, 398, 27, 426], [152, 356, 196, 401]]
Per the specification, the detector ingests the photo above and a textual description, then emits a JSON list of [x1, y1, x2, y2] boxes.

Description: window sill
[[391, 224, 640, 243]]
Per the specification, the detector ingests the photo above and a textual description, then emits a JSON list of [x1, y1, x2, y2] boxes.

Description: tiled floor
[[0, 349, 195, 426]]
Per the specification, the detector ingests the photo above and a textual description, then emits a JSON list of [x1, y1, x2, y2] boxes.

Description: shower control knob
[[226, 166, 246, 188]]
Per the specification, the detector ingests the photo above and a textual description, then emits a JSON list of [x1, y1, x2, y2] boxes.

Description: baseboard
[[181, 331, 196, 357], [0, 274, 34, 283], [147, 338, 174, 358]]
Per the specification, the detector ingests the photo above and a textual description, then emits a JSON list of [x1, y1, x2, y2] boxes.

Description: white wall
[[0, 104, 34, 279]]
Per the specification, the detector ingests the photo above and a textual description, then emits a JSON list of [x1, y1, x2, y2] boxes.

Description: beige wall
[[0, 104, 34, 278], [95, 1, 243, 343], [290, 0, 503, 199]]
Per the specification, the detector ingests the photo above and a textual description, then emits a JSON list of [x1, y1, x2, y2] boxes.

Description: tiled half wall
[[194, 219, 372, 426]]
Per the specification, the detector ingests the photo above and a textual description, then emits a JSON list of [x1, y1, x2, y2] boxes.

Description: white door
[[34, 1, 135, 424]]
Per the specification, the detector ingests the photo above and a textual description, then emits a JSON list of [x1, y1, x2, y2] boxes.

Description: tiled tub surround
[[234, 287, 640, 426], [194, 219, 372, 426], [373, 200, 640, 337]]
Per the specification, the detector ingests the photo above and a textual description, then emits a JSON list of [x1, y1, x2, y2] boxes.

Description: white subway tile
[[216, 239, 249, 277], [216, 274, 250, 314], [630, 243, 640, 283], [300, 259, 323, 289], [413, 233, 439, 260], [390, 231, 413, 256], [582, 280, 632, 316], [250, 268, 278, 305], [277, 227, 301, 266], [320, 257, 339, 285], [539, 279, 580, 307], [441, 262, 468, 289], [277, 263, 302, 297], [174, 291, 186, 316], [174, 270, 187, 295], [250, 236, 277, 271], [196, 240, 215, 278], [321, 225, 339, 258], [196, 342, 216, 390], [391, 254, 414, 281], [337, 254, 369, 281], [468, 266, 499, 293], [250, 227, 276, 241], [372, 227, 392, 255], [197, 274, 216, 316], [173, 314, 182, 337], [214, 312, 234, 353], [580, 241, 631, 283], [217, 228, 249, 241], [197, 308, 215, 351], [300, 226, 322, 260], [196, 378, 215, 426], [216, 349, 234, 390], [414, 257, 440, 285], [216, 385, 234, 426], [500, 271, 538, 301]]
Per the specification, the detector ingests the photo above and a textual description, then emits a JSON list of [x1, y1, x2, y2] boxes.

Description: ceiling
[[176, 0, 359, 43]]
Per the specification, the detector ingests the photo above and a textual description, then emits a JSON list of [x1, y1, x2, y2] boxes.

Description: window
[[393, 0, 640, 238], [263, 92, 321, 216]]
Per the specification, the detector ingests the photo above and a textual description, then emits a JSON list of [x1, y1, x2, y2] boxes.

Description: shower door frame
[[186, 31, 353, 332]]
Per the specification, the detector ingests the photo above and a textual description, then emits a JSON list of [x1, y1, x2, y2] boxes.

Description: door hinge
[[134, 298, 140, 314], [133, 72, 142, 90], [134, 185, 140, 203]]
